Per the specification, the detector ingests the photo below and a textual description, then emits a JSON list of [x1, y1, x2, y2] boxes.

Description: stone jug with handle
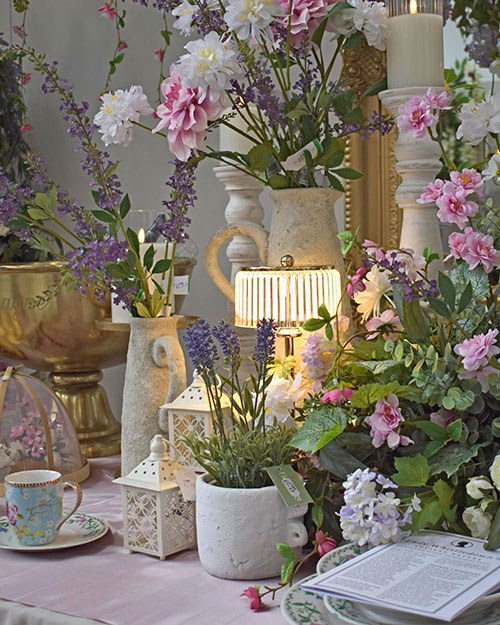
[[121, 316, 187, 475]]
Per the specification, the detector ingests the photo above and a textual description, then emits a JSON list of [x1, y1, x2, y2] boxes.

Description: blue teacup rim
[[5, 469, 62, 487]]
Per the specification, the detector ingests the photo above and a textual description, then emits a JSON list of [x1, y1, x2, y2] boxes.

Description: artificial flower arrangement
[[94, 0, 393, 190]]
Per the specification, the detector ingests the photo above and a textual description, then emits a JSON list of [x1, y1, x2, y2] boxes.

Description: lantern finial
[[148, 435, 169, 461]]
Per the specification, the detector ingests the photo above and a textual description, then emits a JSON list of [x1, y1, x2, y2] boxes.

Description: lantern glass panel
[[125, 488, 159, 553]]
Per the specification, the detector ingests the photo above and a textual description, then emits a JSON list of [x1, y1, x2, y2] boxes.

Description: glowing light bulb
[[409, 0, 418, 14], [138, 228, 145, 244]]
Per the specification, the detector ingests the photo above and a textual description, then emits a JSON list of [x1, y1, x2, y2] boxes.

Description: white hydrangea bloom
[[172, 0, 197, 36], [224, 0, 283, 40], [457, 92, 500, 146], [176, 32, 243, 102], [94, 85, 153, 147], [264, 373, 304, 427]]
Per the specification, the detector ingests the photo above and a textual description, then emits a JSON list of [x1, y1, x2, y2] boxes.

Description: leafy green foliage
[[289, 406, 347, 452], [392, 455, 430, 487]]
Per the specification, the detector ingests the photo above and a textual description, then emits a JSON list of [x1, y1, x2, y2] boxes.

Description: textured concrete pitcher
[[121, 316, 186, 475], [205, 187, 346, 303]]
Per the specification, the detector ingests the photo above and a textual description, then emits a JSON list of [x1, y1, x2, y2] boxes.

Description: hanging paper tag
[[282, 139, 323, 171], [264, 465, 313, 507], [173, 275, 191, 295], [175, 469, 197, 501]]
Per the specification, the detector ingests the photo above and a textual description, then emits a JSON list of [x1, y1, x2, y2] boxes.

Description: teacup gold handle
[[56, 481, 83, 531]]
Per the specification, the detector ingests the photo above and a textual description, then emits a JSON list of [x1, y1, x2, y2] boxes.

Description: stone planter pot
[[196, 473, 308, 580]]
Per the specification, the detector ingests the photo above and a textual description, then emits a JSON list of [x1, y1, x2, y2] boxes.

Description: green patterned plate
[[316, 543, 366, 575], [281, 574, 341, 625], [0, 512, 109, 551]]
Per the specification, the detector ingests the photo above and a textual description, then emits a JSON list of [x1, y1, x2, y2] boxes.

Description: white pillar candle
[[386, 3, 443, 89], [219, 105, 259, 153]]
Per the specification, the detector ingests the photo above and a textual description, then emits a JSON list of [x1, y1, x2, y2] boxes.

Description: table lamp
[[234, 256, 342, 357]]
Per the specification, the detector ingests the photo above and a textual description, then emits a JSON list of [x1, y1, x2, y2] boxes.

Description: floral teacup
[[5, 469, 82, 546]]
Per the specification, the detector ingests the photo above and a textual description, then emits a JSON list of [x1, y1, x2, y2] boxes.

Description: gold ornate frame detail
[[343, 46, 400, 248]]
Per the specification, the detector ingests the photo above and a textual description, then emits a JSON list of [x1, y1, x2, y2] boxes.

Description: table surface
[[0, 457, 338, 625]]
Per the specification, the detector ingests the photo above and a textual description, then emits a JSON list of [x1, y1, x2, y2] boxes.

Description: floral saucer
[[0, 512, 109, 551], [281, 574, 343, 625], [317, 543, 366, 575]]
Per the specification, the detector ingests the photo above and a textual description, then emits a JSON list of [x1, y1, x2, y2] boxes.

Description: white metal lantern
[[114, 435, 196, 560], [159, 373, 231, 471]]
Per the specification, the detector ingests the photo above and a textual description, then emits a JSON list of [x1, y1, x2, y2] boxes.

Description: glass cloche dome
[[0, 367, 89, 495]]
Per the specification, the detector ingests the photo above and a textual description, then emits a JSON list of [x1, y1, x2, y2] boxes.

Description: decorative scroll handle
[[205, 222, 269, 304], [152, 320, 187, 404]]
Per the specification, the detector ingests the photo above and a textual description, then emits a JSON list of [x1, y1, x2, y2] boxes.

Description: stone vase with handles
[[196, 473, 309, 579], [121, 316, 186, 475], [205, 187, 348, 312]]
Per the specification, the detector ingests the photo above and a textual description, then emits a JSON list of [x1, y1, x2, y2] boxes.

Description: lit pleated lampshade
[[234, 258, 342, 329]]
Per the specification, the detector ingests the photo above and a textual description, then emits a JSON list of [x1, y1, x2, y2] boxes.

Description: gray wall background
[[1, 1, 466, 420]]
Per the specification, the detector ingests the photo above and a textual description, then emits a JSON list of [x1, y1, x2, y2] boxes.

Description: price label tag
[[264, 465, 313, 507], [175, 469, 197, 502], [173, 275, 190, 295]]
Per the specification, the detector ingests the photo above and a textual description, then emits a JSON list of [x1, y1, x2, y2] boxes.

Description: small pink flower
[[449, 168, 484, 196], [461, 231, 500, 273], [20, 125, 33, 132], [397, 96, 437, 139], [362, 239, 385, 262], [417, 179, 445, 204], [117, 41, 128, 52], [365, 309, 402, 341], [430, 409, 455, 428], [10, 424, 25, 439], [322, 387, 354, 404], [241, 586, 264, 611], [6, 501, 18, 526], [12, 25, 25, 39], [454, 329, 499, 372], [154, 48, 164, 62], [98, 3, 117, 20], [365, 394, 413, 449], [459, 365, 497, 393], [347, 267, 367, 298], [315, 530, 337, 556], [447, 229, 469, 260], [436, 182, 478, 229], [21, 73, 31, 86], [425, 88, 451, 110]]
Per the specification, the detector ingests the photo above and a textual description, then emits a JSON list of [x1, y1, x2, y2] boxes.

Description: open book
[[302, 531, 500, 622]]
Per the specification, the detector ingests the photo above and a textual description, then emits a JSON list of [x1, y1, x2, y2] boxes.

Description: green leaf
[[127, 228, 140, 255], [424, 439, 445, 458], [318, 304, 330, 320], [152, 259, 171, 274], [289, 406, 347, 452], [114, 52, 125, 64], [446, 419, 462, 442], [451, 264, 489, 303], [34, 192, 50, 211], [328, 0, 352, 15], [432, 479, 454, 512], [268, 174, 290, 189], [326, 173, 345, 193], [302, 318, 326, 331], [414, 420, 448, 440], [27, 208, 49, 221], [248, 144, 273, 172], [312, 17, 328, 46], [135, 301, 152, 318], [325, 323, 333, 341], [332, 167, 363, 180], [360, 75, 388, 100], [444, 68, 457, 83], [143, 245, 155, 271], [428, 442, 487, 478], [312, 504, 324, 529], [351, 382, 412, 409], [457, 282, 473, 313], [106, 262, 130, 279], [119, 194, 131, 219], [411, 499, 442, 531], [402, 298, 429, 341], [92, 209, 117, 224], [317, 148, 344, 169], [276, 542, 295, 561], [48, 186, 57, 213], [343, 32, 364, 49], [438, 272, 456, 311], [427, 296, 451, 319], [485, 505, 500, 550], [318, 440, 366, 480], [281, 559, 295, 584], [392, 454, 430, 487]]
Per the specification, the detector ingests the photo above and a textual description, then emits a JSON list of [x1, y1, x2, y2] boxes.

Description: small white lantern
[[114, 435, 196, 560], [159, 373, 231, 471]]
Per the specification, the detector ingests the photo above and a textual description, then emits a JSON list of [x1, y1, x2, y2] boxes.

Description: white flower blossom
[[94, 85, 153, 147], [264, 373, 304, 427], [490, 454, 500, 490], [176, 32, 243, 102], [172, 0, 197, 36], [0, 445, 12, 469], [353, 265, 391, 321], [224, 0, 283, 40], [490, 59, 500, 80], [462, 506, 492, 539], [466, 476, 494, 500], [457, 92, 500, 146], [332, 0, 388, 51], [483, 153, 500, 181]]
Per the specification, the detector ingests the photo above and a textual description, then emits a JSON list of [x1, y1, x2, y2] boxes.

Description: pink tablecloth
[[0, 458, 309, 625]]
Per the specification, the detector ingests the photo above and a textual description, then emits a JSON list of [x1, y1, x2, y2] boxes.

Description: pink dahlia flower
[[448, 229, 470, 261], [315, 530, 337, 556], [153, 68, 225, 161], [417, 179, 445, 204], [461, 231, 500, 273], [365, 394, 413, 449], [241, 587, 264, 611], [436, 182, 478, 229], [425, 88, 451, 110], [449, 168, 484, 196], [454, 329, 499, 372], [280, 0, 334, 47], [397, 96, 436, 139]]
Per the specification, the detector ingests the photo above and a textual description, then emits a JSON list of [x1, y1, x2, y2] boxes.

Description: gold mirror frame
[[343, 46, 401, 248]]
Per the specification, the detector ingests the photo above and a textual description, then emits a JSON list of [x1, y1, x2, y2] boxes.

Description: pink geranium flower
[[365, 309, 402, 341], [436, 182, 478, 229], [322, 387, 354, 404], [425, 88, 451, 110], [20, 125, 33, 132], [365, 394, 413, 449], [461, 231, 500, 273], [454, 329, 499, 371], [417, 179, 444, 204], [397, 96, 436, 139], [98, 3, 117, 20], [241, 587, 264, 611], [449, 168, 484, 196], [347, 267, 367, 298], [315, 530, 337, 556], [153, 67, 225, 161]]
